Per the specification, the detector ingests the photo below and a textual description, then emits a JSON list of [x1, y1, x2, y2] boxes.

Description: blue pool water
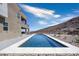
[[19, 34, 67, 47]]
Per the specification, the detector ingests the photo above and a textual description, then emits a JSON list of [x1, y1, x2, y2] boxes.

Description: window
[[3, 22, 8, 26], [21, 27, 26, 34], [3, 27, 8, 31], [3, 22, 8, 31], [0, 16, 5, 24], [0, 16, 8, 31]]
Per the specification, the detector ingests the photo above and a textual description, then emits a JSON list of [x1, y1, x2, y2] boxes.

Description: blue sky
[[18, 3, 79, 31]]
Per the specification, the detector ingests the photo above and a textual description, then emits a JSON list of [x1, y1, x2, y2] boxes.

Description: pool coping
[[0, 34, 79, 55]]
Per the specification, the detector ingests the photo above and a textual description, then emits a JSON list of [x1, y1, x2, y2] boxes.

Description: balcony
[[0, 4, 8, 17], [20, 16, 29, 29]]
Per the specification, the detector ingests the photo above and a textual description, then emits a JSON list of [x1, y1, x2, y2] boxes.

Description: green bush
[[75, 36, 79, 43]]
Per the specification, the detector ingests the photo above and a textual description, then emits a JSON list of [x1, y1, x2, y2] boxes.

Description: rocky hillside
[[30, 16, 79, 35]]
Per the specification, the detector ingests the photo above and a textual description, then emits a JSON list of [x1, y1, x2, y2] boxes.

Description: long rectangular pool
[[19, 34, 67, 47]]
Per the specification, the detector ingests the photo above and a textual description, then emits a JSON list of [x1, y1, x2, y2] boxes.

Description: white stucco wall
[[0, 3, 8, 17]]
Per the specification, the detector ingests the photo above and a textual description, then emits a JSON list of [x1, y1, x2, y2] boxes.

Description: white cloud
[[72, 9, 79, 13], [74, 10, 79, 13], [21, 4, 61, 19], [38, 21, 48, 25], [53, 14, 61, 18], [48, 16, 75, 27], [57, 16, 74, 23]]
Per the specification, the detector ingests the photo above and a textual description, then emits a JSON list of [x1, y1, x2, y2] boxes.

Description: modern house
[[0, 3, 29, 41]]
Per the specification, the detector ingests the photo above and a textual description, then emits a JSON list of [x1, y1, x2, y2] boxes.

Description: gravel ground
[[49, 34, 79, 47]]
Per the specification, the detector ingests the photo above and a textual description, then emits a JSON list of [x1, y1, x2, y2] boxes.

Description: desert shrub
[[75, 35, 79, 43]]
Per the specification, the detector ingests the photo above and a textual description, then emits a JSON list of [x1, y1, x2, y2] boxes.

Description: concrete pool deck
[[0, 34, 79, 56]]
